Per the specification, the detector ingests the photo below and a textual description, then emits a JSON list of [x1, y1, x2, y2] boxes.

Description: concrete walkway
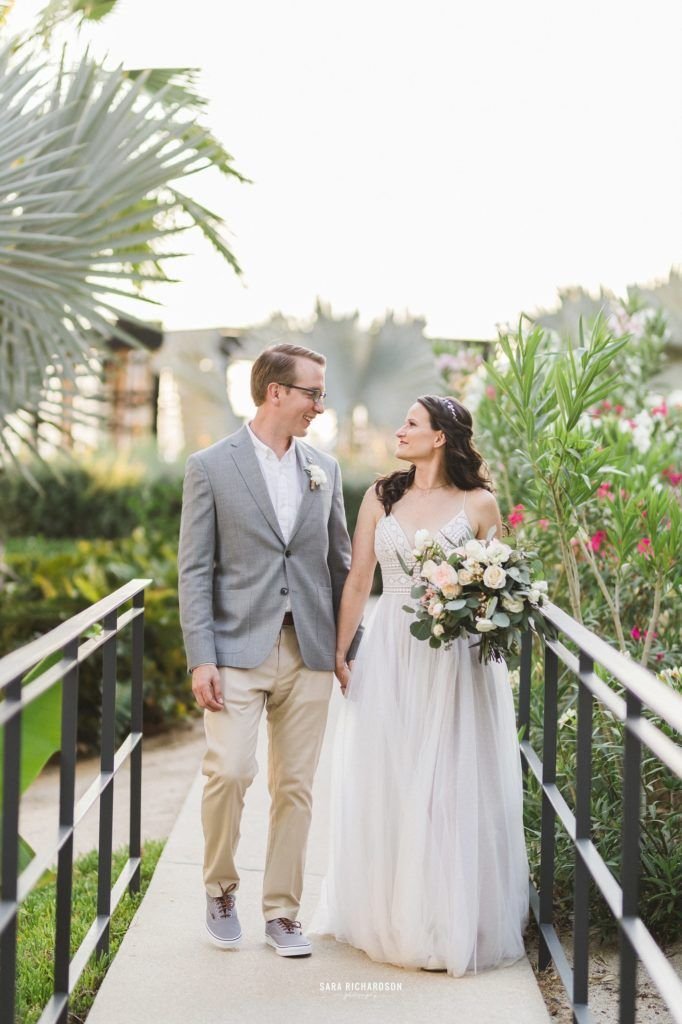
[[87, 689, 550, 1024]]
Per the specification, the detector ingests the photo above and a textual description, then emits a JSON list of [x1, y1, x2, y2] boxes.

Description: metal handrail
[[0, 578, 151, 1024], [519, 600, 682, 1024], [0, 579, 148, 688], [539, 600, 682, 730]]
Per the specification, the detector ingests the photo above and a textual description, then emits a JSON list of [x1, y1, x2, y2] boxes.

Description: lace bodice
[[375, 511, 475, 594]]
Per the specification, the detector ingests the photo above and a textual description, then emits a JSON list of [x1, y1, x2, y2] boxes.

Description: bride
[[312, 394, 529, 975]]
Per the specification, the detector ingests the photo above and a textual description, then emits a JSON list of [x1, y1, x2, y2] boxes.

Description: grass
[[15, 839, 165, 1024]]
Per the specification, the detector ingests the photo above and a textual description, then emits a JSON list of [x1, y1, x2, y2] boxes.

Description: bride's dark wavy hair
[[375, 395, 493, 515]]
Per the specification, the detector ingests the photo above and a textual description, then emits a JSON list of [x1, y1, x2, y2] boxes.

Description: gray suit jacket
[[178, 426, 362, 672]]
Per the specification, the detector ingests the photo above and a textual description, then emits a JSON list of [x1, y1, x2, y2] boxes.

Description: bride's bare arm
[[473, 489, 504, 541], [335, 487, 383, 673]]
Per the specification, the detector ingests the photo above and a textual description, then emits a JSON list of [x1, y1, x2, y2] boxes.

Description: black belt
[[282, 611, 295, 628]]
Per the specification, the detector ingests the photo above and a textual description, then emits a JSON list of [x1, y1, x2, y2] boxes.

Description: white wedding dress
[[311, 507, 529, 976]]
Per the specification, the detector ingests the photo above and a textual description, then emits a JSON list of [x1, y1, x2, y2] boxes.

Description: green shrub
[[0, 532, 191, 751], [1, 460, 368, 547], [0, 461, 183, 540]]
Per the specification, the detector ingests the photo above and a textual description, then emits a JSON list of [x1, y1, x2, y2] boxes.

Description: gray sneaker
[[205, 883, 242, 948], [265, 917, 312, 957]]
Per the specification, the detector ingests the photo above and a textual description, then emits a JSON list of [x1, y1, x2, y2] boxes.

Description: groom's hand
[[335, 660, 351, 695], [192, 663, 224, 711]]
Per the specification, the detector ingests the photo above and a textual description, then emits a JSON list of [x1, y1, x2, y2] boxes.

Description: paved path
[[87, 688, 550, 1024], [20, 721, 206, 859]]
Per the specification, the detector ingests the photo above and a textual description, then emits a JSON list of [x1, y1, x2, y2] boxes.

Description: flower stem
[[640, 577, 662, 668], [574, 517, 626, 653]]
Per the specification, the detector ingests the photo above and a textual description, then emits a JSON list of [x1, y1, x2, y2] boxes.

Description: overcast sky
[[9, 0, 682, 337]]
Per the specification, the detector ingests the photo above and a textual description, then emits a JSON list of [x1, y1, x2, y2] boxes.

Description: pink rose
[[430, 562, 459, 590]]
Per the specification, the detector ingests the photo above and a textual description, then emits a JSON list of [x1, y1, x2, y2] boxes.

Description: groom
[[178, 342, 361, 958]]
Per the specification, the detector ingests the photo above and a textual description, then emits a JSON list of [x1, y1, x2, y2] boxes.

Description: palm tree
[[0, 1, 246, 467], [239, 302, 442, 460]]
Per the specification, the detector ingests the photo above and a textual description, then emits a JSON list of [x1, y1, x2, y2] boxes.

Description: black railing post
[[129, 591, 144, 894], [0, 674, 22, 1024], [573, 653, 593, 1019], [513, 599, 682, 1022], [96, 611, 118, 958], [0, 579, 151, 1024], [518, 630, 532, 763], [619, 690, 643, 1024], [53, 638, 80, 1024], [539, 643, 558, 971]]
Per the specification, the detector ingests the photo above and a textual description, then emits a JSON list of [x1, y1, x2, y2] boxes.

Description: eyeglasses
[[276, 383, 327, 403]]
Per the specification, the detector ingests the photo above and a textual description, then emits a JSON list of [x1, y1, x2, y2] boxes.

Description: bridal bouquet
[[398, 530, 555, 663]]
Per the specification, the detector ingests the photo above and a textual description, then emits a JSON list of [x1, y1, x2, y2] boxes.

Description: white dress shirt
[[247, 424, 303, 611]]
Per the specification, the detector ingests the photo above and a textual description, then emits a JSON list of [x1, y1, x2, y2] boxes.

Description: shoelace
[[273, 917, 301, 933], [214, 882, 237, 919]]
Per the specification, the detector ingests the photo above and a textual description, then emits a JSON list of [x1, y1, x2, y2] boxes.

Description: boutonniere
[[305, 463, 327, 490]]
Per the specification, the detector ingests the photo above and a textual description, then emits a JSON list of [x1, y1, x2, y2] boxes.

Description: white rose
[[476, 618, 496, 632], [486, 540, 512, 564], [413, 529, 432, 555], [483, 564, 507, 589], [458, 568, 474, 585], [432, 623, 445, 637], [528, 589, 540, 605], [421, 559, 438, 581], [307, 463, 327, 486], [464, 539, 487, 562], [501, 596, 525, 613], [429, 602, 444, 617]]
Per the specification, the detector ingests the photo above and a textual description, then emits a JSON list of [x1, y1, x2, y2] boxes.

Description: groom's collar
[[246, 422, 296, 464], [230, 424, 319, 467]]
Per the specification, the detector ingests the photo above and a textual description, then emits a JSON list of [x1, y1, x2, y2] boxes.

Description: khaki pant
[[201, 625, 333, 920]]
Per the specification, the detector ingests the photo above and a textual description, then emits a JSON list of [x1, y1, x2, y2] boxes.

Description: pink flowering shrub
[[443, 303, 681, 671]]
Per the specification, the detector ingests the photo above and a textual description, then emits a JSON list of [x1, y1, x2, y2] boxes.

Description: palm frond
[[123, 67, 209, 112], [33, 0, 118, 39], [0, 1, 15, 28], [71, 0, 119, 22], [0, 38, 244, 466]]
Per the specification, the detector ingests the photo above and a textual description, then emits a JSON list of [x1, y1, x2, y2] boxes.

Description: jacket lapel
[[288, 442, 317, 543], [229, 427, 285, 544]]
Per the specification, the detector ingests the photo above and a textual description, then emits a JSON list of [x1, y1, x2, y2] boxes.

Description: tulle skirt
[[311, 593, 530, 976]]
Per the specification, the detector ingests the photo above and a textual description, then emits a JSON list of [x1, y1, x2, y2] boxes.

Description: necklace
[[412, 482, 450, 494]]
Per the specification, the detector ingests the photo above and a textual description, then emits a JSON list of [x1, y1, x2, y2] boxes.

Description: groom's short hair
[[251, 343, 326, 405]]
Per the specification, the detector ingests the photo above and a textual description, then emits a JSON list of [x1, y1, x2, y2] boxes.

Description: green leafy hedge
[[0, 463, 184, 539], [1, 532, 189, 751], [0, 461, 370, 542]]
